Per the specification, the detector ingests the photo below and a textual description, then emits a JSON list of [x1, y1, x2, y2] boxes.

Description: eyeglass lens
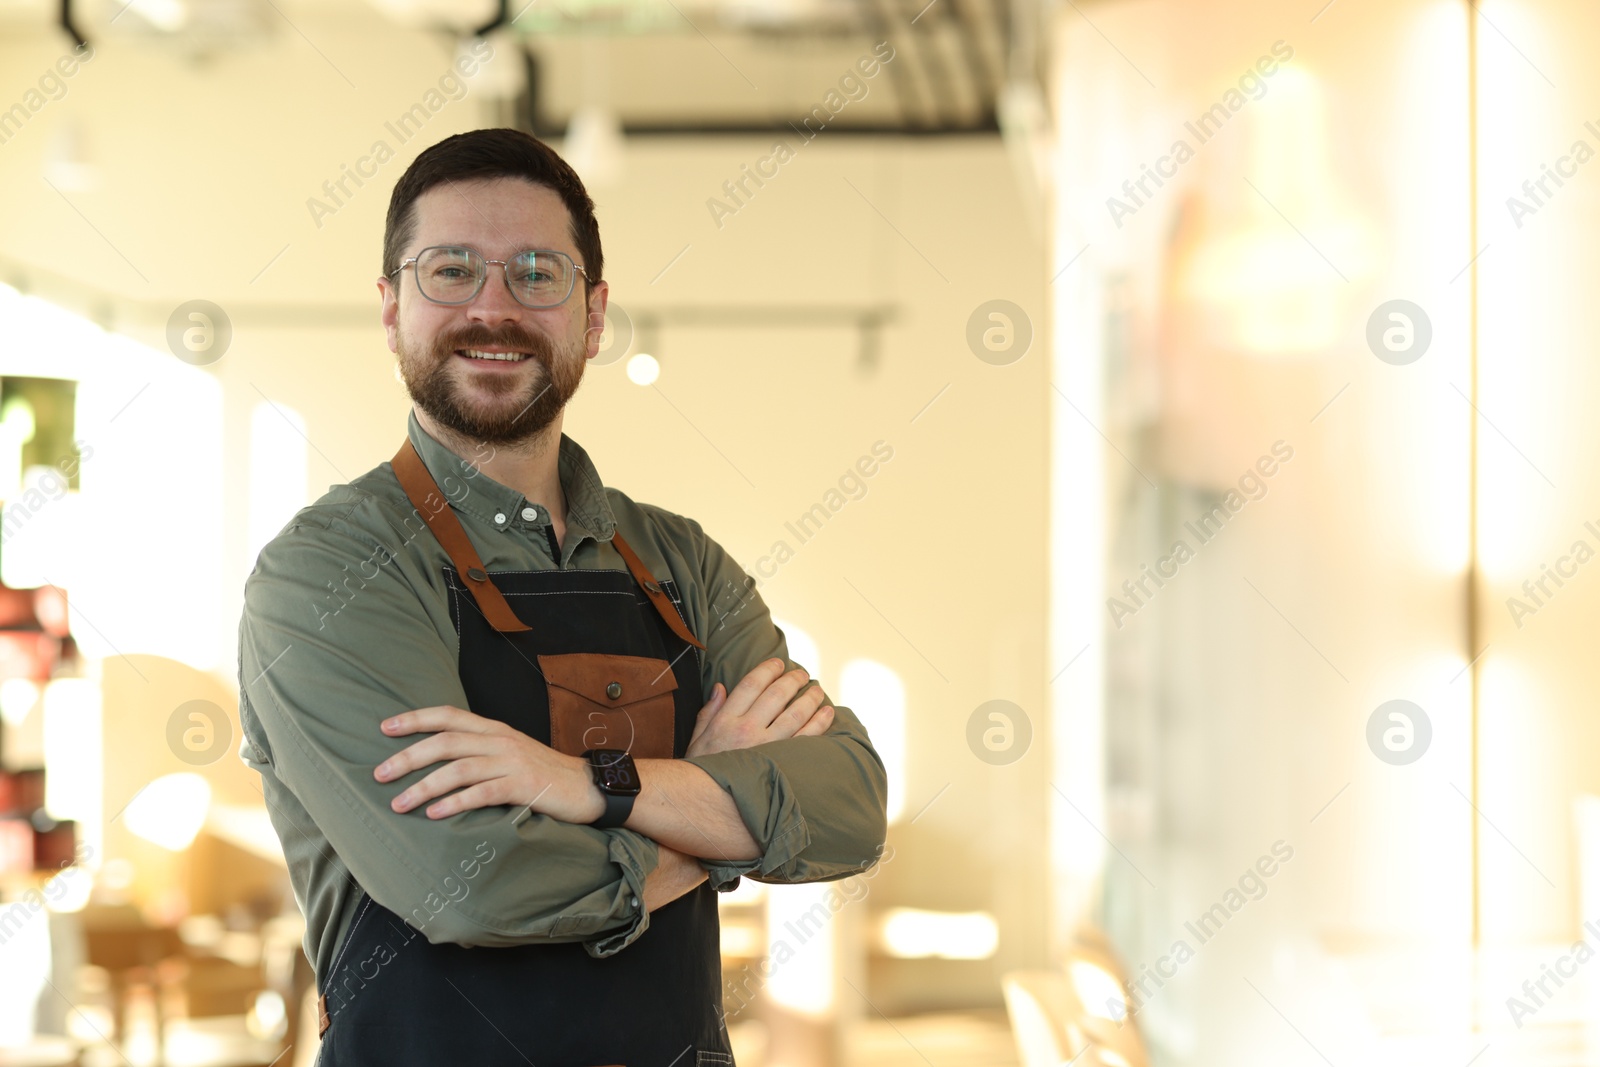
[[414, 247, 575, 307]]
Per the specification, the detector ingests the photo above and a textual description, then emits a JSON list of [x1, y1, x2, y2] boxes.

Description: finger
[[391, 756, 498, 812], [774, 684, 825, 726], [377, 733, 493, 782], [697, 684, 729, 735], [689, 683, 724, 738], [747, 668, 817, 728], [382, 705, 500, 738], [721, 659, 791, 718], [766, 683, 826, 735], [424, 778, 513, 819], [794, 705, 835, 737]]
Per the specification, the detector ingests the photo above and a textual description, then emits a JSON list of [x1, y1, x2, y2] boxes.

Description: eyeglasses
[[389, 246, 590, 309]]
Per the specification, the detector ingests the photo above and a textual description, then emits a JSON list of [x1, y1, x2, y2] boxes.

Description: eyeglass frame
[[387, 245, 592, 309]]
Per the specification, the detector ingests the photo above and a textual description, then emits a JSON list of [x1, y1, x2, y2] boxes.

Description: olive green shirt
[[236, 410, 888, 982]]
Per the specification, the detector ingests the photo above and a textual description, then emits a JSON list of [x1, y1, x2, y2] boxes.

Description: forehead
[[407, 177, 577, 257]]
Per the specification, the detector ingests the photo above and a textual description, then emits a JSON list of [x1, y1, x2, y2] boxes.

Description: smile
[[456, 349, 531, 362]]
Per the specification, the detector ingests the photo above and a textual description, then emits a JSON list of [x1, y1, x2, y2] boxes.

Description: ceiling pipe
[[951, 0, 1002, 122]]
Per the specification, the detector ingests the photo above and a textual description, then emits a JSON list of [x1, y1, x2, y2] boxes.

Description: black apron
[[314, 439, 734, 1067]]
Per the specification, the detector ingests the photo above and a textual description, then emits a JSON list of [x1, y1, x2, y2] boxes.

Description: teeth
[[461, 349, 528, 361]]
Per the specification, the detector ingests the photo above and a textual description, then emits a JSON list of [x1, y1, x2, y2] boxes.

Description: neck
[[413, 405, 567, 527]]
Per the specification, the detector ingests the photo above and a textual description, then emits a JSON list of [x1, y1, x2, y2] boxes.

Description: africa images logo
[[705, 42, 896, 230]]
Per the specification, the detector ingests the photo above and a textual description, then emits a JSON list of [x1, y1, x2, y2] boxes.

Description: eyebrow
[[420, 243, 580, 260]]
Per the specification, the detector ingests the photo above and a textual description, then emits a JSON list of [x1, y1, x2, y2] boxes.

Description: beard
[[397, 318, 586, 446]]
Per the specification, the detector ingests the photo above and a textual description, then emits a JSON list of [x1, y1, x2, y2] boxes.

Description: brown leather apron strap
[[609, 530, 706, 652], [392, 439, 531, 633], [391, 437, 705, 651]]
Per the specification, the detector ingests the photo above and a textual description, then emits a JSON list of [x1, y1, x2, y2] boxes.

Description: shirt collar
[[404, 409, 617, 540]]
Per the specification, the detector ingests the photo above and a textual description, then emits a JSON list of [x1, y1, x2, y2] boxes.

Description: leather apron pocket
[[538, 651, 679, 759]]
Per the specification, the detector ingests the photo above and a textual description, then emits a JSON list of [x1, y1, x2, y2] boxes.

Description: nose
[[463, 264, 527, 323]]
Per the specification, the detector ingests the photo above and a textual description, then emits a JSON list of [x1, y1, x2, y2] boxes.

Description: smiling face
[[378, 177, 609, 446]]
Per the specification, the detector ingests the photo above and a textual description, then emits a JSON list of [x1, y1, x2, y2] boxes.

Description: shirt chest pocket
[[537, 652, 679, 760]]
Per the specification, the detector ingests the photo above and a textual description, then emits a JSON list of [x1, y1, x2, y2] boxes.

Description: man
[[237, 127, 888, 1065]]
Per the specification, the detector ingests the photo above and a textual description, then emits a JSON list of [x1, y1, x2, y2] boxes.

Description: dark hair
[[382, 127, 603, 291]]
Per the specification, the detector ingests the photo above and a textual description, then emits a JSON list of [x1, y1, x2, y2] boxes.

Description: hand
[[374, 705, 593, 823], [686, 657, 835, 758]]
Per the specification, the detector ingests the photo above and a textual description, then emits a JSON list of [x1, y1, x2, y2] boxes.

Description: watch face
[[588, 749, 641, 795]]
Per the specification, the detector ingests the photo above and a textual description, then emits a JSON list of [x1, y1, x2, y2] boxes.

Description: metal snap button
[[467, 567, 487, 582], [606, 682, 622, 699]]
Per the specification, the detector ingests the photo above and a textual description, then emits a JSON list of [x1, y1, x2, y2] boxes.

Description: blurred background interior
[[0, 0, 1594, 1063]]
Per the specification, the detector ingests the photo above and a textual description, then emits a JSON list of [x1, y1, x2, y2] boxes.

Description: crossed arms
[[238, 507, 889, 957], [369, 656, 842, 910]]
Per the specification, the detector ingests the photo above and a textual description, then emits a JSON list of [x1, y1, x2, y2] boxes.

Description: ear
[[378, 276, 401, 354], [583, 280, 611, 360]]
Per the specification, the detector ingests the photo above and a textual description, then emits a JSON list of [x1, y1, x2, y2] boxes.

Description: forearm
[[684, 711, 888, 885], [631, 758, 762, 861], [568, 753, 762, 862], [642, 843, 710, 911], [261, 696, 661, 952]]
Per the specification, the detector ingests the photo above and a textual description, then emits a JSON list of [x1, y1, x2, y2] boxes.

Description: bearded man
[[237, 127, 888, 1066]]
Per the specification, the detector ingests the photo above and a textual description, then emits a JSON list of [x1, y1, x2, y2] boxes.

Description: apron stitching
[[448, 572, 463, 664], [652, 578, 693, 629], [445, 571, 691, 692], [496, 591, 638, 599], [646, 582, 703, 674], [442, 569, 642, 601], [463, 566, 653, 577], [454, 582, 552, 685], [444, 570, 685, 608]]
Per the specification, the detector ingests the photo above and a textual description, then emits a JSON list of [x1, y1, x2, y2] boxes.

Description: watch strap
[[592, 788, 635, 829]]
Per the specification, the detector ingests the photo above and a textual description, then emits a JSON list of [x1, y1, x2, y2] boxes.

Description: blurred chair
[[1001, 931, 1149, 1067]]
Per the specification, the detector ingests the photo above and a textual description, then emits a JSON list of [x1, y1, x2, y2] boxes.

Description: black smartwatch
[[583, 749, 641, 829]]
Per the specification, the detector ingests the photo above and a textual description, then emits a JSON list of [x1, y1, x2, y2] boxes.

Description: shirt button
[[630, 897, 639, 908], [521, 507, 538, 521], [493, 512, 507, 524]]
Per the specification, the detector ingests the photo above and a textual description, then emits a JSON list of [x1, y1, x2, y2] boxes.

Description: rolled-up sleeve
[[677, 519, 889, 890], [241, 506, 659, 957]]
